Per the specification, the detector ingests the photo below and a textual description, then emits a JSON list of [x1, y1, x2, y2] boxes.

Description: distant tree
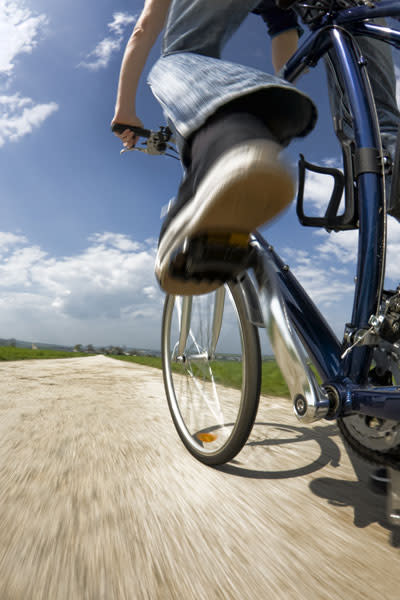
[[87, 344, 95, 353], [73, 344, 82, 352], [110, 346, 123, 355]]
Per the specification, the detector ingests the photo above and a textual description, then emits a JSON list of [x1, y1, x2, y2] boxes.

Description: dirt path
[[0, 355, 398, 599]]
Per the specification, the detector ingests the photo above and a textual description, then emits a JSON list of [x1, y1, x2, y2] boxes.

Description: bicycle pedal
[[169, 233, 254, 284]]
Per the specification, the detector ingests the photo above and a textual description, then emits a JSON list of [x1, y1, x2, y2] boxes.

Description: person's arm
[[271, 28, 298, 73], [112, 0, 171, 148], [253, 2, 300, 73]]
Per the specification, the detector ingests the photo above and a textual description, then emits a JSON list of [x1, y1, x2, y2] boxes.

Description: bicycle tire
[[161, 282, 261, 466]]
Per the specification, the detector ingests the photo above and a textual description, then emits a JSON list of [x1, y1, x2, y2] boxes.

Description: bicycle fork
[[175, 287, 226, 362]]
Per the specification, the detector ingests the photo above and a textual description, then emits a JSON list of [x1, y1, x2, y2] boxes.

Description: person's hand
[[111, 114, 144, 149]]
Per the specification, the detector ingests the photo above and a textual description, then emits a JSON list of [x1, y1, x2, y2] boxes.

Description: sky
[[0, 0, 400, 351]]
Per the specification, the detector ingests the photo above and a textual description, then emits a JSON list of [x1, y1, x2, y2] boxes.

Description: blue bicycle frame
[[251, 0, 400, 422]]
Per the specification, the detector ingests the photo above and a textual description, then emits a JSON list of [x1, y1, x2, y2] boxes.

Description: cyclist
[[112, 0, 399, 295]]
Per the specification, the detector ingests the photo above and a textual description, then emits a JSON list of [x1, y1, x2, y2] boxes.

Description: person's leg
[[149, 0, 317, 294], [154, 93, 297, 295], [149, 0, 317, 151], [360, 32, 400, 221], [158, 104, 279, 241], [326, 23, 400, 217], [149, 53, 317, 154], [358, 31, 399, 165]]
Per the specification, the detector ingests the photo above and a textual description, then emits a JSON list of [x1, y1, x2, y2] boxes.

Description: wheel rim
[[163, 286, 248, 456]]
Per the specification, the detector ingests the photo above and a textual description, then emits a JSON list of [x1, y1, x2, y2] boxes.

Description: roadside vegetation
[[0, 347, 87, 361], [113, 355, 290, 398]]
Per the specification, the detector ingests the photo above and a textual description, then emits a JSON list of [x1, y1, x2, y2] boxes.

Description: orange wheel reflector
[[196, 433, 217, 443]]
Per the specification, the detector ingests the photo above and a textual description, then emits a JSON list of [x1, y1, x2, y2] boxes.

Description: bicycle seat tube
[[328, 26, 386, 383]]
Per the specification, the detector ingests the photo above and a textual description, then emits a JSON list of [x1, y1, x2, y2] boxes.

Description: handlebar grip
[[111, 123, 152, 138]]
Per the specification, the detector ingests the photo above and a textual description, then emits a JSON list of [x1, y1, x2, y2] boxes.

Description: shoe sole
[[156, 140, 294, 295]]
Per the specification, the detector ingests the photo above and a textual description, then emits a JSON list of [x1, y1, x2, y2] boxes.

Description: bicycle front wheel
[[161, 283, 261, 465]]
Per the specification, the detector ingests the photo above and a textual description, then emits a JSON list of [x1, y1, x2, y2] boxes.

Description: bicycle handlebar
[[111, 123, 177, 158], [111, 123, 152, 139]]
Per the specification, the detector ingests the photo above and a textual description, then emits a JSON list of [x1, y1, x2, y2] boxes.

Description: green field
[[113, 355, 290, 398], [0, 346, 87, 361]]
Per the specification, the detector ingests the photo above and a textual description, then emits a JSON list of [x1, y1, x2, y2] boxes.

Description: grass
[[0, 346, 87, 361], [113, 354, 290, 398]]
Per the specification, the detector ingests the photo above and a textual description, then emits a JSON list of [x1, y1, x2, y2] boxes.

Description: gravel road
[[0, 355, 398, 599]]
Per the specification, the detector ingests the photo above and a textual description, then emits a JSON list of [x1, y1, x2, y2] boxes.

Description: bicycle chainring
[[337, 344, 400, 470]]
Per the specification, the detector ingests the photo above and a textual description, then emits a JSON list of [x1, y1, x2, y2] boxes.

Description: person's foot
[[155, 113, 295, 295]]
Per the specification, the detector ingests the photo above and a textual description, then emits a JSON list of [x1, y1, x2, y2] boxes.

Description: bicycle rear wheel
[[161, 283, 261, 465]]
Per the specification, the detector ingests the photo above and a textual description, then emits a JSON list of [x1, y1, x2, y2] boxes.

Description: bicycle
[[113, 0, 400, 525]]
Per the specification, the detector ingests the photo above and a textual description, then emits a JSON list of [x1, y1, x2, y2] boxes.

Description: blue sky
[[1, 0, 400, 350]]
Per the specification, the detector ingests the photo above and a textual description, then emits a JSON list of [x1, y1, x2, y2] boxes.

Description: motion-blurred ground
[[0, 355, 398, 599]]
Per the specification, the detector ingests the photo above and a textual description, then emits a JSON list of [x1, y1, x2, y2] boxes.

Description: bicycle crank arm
[[251, 238, 333, 423], [388, 468, 400, 526]]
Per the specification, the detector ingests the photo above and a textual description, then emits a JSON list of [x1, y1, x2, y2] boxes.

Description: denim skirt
[[147, 0, 317, 148]]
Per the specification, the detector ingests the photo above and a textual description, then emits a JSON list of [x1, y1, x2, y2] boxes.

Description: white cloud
[[312, 217, 400, 283], [385, 218, 400, 282], [0, 1, 47, 75], [0, 2, 58, 146], [0, 231, 164, 347], [89, 232, 142, 252], [80, 37, 122, 71], [80, 12, 138, 71], [0, 231, 28, 251], [278, 243, 355, 338], [0, 94, 58, 146], [291, 263, 354, 307], [297, 157, 346, 222], [108, 12, 137, 37], [314, 229, 358, 264], [280, 217, 400, 327], [281, 245, 354, 309], [2, 217, 399, 350], [0, 244, 46, 287]]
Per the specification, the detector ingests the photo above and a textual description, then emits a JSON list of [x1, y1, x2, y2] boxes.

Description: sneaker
[[155, 116, 295, 295]]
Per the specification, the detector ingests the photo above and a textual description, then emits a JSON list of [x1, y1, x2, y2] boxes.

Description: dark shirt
[[252, 0, 302, 38]]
